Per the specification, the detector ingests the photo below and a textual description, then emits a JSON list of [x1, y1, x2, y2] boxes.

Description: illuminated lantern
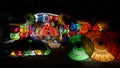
[[20, 33, 27, 39], [58, 14, 71, 25], [48, 15, 53, 22], [76, 20, 92, 35], [15, 50, 22, 57], [43, 44, 51, 55], [50, 21, 55, 26], [10, 32, 20, 40], [85, 31, 118, 62], [39, 25, 59, 37], [34, 49, 43, 55], [24, 13, 35, 25], [22, 50, 30, 57], [47, 40, 61, 49], [30, 39, 51, 56], [70, 22, 77, 31], [64, 35, 94, 61], [20, 25, 27, 33], [93, 22, 110, 31], [34, 13, 49, 23], [27, 25, 32, 36], [10, 50, 17, 57], [47, 13, 58, 22], [29, 50, 36, 56], [52, 15, 58, 23], [20, 25, 27, 38], [105, 31, 120, 60]]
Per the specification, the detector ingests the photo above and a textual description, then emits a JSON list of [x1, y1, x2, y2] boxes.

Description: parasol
[[85, 30, 118, 62], [64, 35, 94, 61]]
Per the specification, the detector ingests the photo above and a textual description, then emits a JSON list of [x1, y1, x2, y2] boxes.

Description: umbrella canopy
[[24, 13, 35, 25], [76, 20, 92, 35], [92, 22, 110, 32], [64, 35, 94, 61], [85, 30, 118, 62]]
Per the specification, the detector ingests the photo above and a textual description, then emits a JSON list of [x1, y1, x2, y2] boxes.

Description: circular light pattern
[[24, 13, 35, 25], [93, 22, 110, 31], [105, 31, 120, 60], [39, 25, 59, 37], [10, 32, 20, 40], [34, 13, 49, 23], [65, 35, 94, 61], [85, 31, 118, 62], [76, 20, 92, 35]]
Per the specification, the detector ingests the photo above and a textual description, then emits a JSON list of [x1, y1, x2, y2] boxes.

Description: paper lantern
[[64, 35, 94, 61], [10, 32, 20, 40], [39, 25, 59, 37], [34, 13, 49, 23], [31, 40, 51, 56], [76, 20, 92, 35], [24, 13, 35, 25], [58, 14, 71, 25], [85, 31, 118, 62], [93, 22, 109, 31]]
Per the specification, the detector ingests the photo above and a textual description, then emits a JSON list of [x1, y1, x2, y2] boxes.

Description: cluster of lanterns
[[1, 12, 120, 62]]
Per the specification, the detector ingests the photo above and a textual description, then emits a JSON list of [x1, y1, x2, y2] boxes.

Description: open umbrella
[[76, 20, 92, 35], [92, 22, 110, 32], [85, 30, 118, 62], [64, 35, 94, 61], [24, 13, 35, 25]]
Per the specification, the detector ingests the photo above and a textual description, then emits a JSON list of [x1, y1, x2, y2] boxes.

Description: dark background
[[0, 0, 120, 30], [0, 0, 120, 68]]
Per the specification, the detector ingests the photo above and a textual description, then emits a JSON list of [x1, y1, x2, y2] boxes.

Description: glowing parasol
[[58, 14, 71, 25], [76, 20, 92, 35], [64, 35, 94, 61], [92, 22, 110, 31], [24, 13, 35, 25], [85, 31, 118, 62]]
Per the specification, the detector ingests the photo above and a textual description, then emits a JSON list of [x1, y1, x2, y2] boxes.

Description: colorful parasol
[[64, 35, 94, 61], [24, 13, 35, 25], [76, 20, 92, 35], [58, 14, 71, 25], [85, 30, 118, 62], [92, 22, 110, 31]]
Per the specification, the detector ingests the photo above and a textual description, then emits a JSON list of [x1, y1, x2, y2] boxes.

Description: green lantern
[[10, 32, 20, 40], [24, 13, 35, 25]]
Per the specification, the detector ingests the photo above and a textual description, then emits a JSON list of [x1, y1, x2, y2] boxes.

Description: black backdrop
[[0, 0, 120, 29]]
